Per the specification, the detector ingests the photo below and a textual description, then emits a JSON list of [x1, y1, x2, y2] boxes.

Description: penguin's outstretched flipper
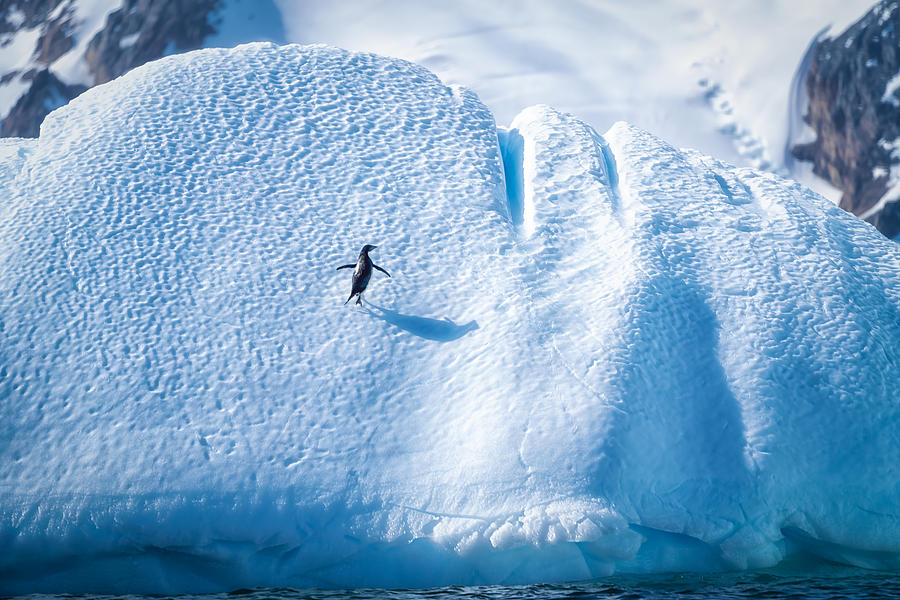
[[336, 264, 355, 270], [373, 264, 391, 277]]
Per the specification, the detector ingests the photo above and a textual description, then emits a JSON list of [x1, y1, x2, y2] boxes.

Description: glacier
[[1, 43, 899, 594]]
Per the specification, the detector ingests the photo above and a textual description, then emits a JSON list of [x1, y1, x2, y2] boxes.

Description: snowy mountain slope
[[273, 0, 873, 177], [1, 43, 900, 594], [1, 0, 873, 178]]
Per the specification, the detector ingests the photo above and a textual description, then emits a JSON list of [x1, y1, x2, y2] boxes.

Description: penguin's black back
[[351, 252, 373, 294]]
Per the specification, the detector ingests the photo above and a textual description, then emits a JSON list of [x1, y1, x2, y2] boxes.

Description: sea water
[[9, 567, 900, 600]]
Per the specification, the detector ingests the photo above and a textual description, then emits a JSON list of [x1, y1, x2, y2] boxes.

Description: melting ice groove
[[1, 43, 900, 595]]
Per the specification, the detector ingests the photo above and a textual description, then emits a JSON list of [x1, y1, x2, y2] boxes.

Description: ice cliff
[[1, 43, 899, 594]]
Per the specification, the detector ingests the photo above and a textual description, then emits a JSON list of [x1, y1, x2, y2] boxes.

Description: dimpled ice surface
[[0, 44, 899, 594]]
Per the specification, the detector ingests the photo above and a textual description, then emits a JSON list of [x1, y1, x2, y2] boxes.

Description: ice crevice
[[497, 127, 530, 232], [590, 129, 622, 215]]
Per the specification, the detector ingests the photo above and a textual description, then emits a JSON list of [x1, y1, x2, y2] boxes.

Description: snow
[[2, 43, 900, 594], [881, 2, 899, 24], [790, 158, 844, 206], [5, 7, 25, 29], [0, 26, 42, 116], [50, 0, 124, 87], [118, 32, 140, 49], [862, 137, 900, 220], [882, 70, 900, 107]]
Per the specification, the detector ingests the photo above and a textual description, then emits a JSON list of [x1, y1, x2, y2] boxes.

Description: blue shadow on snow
[[364, 302, 478, 342]]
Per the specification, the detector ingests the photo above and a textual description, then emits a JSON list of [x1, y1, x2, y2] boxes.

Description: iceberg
[[1, 43, 899, 594]]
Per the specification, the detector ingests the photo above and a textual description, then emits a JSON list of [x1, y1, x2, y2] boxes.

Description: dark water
[[9, 567, 900, 600]]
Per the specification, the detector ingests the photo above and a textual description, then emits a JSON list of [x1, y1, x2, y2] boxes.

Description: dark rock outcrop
[[34, 5, 77, 65], [792, 1, 900, 239]]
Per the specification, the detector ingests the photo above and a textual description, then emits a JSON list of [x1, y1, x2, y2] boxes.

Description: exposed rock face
[[33, 7, 77, 65], [792, 1, 900, 239], [84, 0, 219, 85], [0, 0, 220, 138]]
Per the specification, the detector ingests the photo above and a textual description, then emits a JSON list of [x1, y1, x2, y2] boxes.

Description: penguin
[[336, 244, 391, 305]]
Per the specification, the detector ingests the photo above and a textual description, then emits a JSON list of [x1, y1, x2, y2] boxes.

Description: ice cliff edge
[[1, 43, 899, 594]]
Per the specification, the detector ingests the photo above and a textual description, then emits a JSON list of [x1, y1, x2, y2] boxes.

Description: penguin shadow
[[363, 301, 479, 342]]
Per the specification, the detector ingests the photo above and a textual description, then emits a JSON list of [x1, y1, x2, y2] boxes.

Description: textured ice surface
[[1, 43, 900, 594], [0, 138, 35, 200]]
